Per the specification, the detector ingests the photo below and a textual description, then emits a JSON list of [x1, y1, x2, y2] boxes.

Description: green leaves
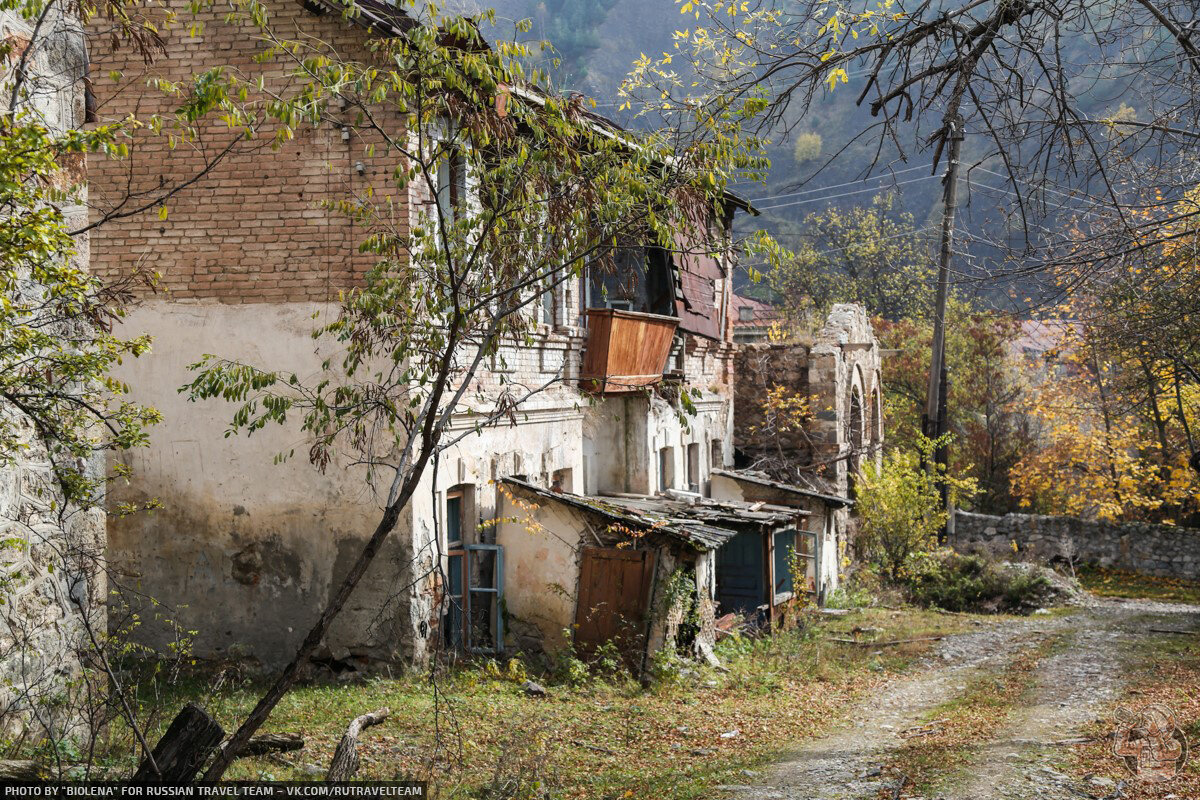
[[0, 110, 159, 510]]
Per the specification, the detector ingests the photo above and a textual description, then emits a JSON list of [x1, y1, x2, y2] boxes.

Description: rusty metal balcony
[[579, 308, 678, 394]]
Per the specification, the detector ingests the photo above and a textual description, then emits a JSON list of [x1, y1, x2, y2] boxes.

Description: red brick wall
[[87, 1, 407, 302]]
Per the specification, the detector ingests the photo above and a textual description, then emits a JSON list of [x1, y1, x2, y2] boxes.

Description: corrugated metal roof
[[501, 479, 804, 551]]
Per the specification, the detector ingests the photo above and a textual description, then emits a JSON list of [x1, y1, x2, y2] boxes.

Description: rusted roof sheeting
[[672, 227, 724, 341]]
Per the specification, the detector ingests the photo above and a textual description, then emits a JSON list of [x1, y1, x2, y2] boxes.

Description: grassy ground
[[92, 607, 977, 799], [1077, 566, 1200, 605], [1066, 626, 1200, 799]]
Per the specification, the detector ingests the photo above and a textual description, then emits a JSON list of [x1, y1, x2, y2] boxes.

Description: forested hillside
[[462, 0, 1147, 308]]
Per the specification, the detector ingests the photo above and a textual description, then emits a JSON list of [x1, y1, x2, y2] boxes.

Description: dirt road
[[722, 597, 1200, 800]]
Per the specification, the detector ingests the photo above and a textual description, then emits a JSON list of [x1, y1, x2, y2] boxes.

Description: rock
[[690, 747, 715, 756], [520, 680, 546, 697], [1088, 776, 1116, 788], [720, 729, 740, 739]]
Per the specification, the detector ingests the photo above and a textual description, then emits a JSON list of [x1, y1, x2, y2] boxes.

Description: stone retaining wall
[[952, 511, 1200, 579]]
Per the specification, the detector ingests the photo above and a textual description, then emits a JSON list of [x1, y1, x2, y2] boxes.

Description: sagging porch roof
[[711, 468, 854, 508], [500, 478, 806, 552]]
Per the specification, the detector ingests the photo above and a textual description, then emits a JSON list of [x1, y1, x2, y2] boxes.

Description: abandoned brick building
[[85, 2, 883, 671]]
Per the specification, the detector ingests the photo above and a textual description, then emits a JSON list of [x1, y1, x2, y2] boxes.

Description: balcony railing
[[579, 308, 679, 394]]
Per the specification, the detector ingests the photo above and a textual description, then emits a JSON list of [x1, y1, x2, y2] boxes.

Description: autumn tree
[[876, 299, 1033, 513], [1012, 185, 1200, 523]]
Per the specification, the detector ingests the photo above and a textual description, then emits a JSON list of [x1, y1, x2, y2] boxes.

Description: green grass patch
[[1077, 565, 1200, 604]]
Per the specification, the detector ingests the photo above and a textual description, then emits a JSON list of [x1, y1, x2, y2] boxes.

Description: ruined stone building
[[0, 4, 106, 740], [84, 3, 882, 673], [731, 304, 885, 584]]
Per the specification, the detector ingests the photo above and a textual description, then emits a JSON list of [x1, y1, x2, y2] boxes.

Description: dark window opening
[[587, 243, 675, 317], [658, 446, 675, 492], [686, 443, 701, 494]]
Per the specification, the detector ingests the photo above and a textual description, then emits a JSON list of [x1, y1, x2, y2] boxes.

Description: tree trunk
[[325, 708, 389, 782], [132, 703, 225, 784]]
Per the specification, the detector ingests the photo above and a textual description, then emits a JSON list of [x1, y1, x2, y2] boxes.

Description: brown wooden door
[[574, 547, 656, 669]]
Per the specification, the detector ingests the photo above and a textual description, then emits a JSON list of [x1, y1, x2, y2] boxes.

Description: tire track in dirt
[[722, 598, 1200, 800]]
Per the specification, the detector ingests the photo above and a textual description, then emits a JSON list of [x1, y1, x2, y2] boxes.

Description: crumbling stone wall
[[0, 3, 104, 742], [733, 304, 883, 495], [952, 511, 1200, 579], [0, 415, 106, 742]]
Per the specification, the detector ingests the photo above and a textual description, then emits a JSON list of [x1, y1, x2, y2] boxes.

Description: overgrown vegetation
[[78, 609, 974, 796], [905, 552, 1055, 615]]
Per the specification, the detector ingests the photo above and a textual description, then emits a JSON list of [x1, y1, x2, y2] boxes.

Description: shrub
[[856, 438, 977, 581], [905, 550, 1052, 614]]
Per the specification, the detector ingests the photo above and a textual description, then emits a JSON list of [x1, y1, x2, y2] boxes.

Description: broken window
[[586, 241, 674, 316], [465, 544, 504, 654], [773, 529, 797, 596], [444, 487, 468, 650]]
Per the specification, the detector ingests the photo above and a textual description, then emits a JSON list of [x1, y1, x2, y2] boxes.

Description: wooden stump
[[325, 708, 389, 782], [131, 703, 225, 784]]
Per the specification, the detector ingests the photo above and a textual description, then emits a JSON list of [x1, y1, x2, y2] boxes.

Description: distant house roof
[[1011, 319, 1077, 358], [731, 294, 780, 328], [501, 478, 805, 551]]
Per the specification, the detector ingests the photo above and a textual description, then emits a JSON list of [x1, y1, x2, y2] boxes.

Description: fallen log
[[826, 635, 946, 647], [325, 708, 389, 782], [131, 703, 225, 784], [0, 760, 41, 781], [220, 733, 305, 759]]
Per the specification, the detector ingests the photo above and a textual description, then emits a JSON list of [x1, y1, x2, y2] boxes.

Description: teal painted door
[[716, 531, 765, 615]]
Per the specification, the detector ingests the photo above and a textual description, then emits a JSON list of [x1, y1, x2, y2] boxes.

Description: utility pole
[[924, 114, 963, 544]]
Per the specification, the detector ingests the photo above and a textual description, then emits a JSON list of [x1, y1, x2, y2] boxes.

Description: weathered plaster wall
[[952, 511, 1200, 579], [109, 301, 406, 669], [495, 486, 587, 652]]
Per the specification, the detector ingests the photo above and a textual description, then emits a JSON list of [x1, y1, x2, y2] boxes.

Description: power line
[[748, 164, 933, 203], [755, 174, 939, 212]]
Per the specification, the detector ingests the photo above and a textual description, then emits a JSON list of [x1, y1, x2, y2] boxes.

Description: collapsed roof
[[501, 478, 807, 552]]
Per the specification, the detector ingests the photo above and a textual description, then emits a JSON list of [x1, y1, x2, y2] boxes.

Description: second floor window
[[436, 147, 467, 224]]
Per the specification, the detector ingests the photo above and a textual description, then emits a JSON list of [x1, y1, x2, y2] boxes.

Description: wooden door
[[715, 531, 766, 616], [574, 547, 656, 669]]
